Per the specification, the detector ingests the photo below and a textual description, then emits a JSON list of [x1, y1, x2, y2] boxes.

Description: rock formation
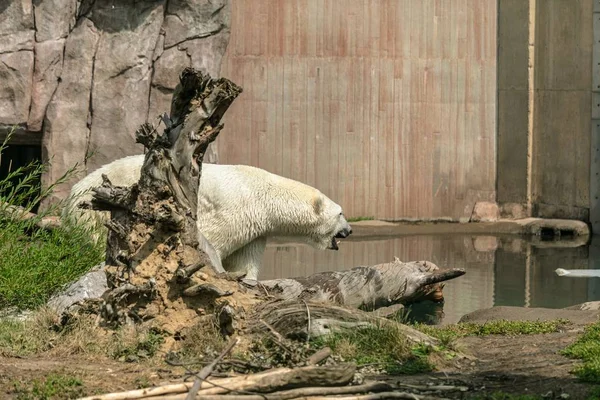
[[0, 0, 229, 207]]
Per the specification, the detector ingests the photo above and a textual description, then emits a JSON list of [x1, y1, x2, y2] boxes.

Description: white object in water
[[555, 268, 600, 278]]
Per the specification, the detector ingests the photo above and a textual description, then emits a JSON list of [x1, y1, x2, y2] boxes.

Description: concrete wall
[[532, 0, 592, 221], [217, 0, 498, 221], [497, 0, 594, 223]]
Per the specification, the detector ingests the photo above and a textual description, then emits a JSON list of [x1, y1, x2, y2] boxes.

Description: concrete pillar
[[497, 0, 531, 212], [591, 2, 600, 233], [497, 0, 594, 226]]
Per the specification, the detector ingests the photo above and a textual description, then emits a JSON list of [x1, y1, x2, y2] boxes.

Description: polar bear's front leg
[[221, 237, 267, 280]]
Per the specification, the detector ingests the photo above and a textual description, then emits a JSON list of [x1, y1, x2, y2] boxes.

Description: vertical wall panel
[[219, 0, 497, 220]]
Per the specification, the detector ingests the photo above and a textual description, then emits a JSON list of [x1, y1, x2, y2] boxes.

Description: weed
[[312, 323, 434, 374], [12, 373, 84, 400], [563, 321, 600, 383], [178, 319, 226, 359], [0, 128, 104, 310], [415, 319, 570, 348], [469, 392, 542, 400], [586, 386, 600, 400], [111, 328, 165, 361], [0, 309, 165, 361]]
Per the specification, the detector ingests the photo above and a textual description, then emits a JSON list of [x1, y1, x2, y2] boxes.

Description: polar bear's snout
[[335, 227, 352, 239]]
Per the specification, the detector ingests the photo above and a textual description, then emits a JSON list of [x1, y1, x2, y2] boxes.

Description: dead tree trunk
[[85, 67, 465, 338], [88, 68, 245, 330]]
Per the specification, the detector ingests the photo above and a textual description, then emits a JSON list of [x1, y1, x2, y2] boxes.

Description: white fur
[[63, 155, 351, 280]]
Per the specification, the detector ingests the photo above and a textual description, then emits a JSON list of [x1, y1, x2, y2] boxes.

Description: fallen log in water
[[258, 259, 465, 308]]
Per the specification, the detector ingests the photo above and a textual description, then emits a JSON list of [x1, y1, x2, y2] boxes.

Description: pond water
[[258, 234, 600, 325]]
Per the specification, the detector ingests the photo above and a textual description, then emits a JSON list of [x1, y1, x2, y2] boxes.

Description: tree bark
[[87, 68, 243, 328]]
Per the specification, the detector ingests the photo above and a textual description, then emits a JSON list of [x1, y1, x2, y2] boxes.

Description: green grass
[[468, 393, 543, 400], [415, 319, 570, 348], [111, 328, 164, 361], [12, 373, 84, 400], [0, 128, 104, 310], [0, 309, 165, 360], [563, 321, 600, 383], [312, 323, 435, 375]]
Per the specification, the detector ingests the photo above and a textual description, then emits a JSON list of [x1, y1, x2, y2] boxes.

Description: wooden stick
[[83, 364, 356, 400], [260, 319, 295, 355], [175, 261, 204, 282], [185, 336, 239, 400], [306, 347, 332, 365], [182, 283, 232, 297], [159, 382, 393, 400], [305, 393, 448, 400]]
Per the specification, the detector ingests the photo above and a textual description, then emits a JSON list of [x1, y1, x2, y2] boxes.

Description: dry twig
[[185, 336, 240, 400]]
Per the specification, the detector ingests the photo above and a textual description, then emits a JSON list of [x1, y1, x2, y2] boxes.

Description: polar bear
[[62, 155, 352, 280]]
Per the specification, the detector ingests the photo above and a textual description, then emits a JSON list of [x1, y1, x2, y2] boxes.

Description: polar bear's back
[[199, 164, 322, 208]]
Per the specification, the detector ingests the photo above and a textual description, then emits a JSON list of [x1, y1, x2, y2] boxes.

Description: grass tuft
[[312, 323, 434, 374], [0, 309, 164, 361], [563, 321, 600, 383], [0, 127, 105, 310], [469, 392, 543, 400], [415, 319, 570, 348], [12, 373, 85, 400]]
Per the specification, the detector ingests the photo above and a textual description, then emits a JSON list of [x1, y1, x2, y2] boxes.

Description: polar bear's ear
[[312, 196, 324, 215]]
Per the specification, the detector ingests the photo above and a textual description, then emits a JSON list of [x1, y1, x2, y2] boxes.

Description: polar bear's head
[[308, 194, 353, 251]]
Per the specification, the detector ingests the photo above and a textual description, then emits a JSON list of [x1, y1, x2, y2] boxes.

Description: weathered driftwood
[[259, 259, 465, 309], [306, 346, 332, 365], [80, 364, 356, 400], [247, 299, 440, 346]]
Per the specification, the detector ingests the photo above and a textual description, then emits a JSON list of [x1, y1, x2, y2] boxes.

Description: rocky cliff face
[[0, 0, 229, 206]]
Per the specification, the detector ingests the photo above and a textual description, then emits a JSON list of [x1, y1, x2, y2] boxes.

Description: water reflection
[[259, 235, 600, 324]]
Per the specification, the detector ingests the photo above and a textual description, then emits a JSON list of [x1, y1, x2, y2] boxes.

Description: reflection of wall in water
[[494, 246, 526, 307], [588, 237, 600, 300], [494, 239, 594, 309], [529, 246, 589, 309], [261, 235, 495, 324]]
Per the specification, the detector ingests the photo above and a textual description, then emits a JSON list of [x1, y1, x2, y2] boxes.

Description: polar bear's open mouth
[[330, 228, 352, 250], [331, 236, 340, 250]]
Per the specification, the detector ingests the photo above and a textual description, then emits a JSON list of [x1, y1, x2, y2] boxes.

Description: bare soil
[[381, 330, 597, 399], [1, 329, 596, 399]]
